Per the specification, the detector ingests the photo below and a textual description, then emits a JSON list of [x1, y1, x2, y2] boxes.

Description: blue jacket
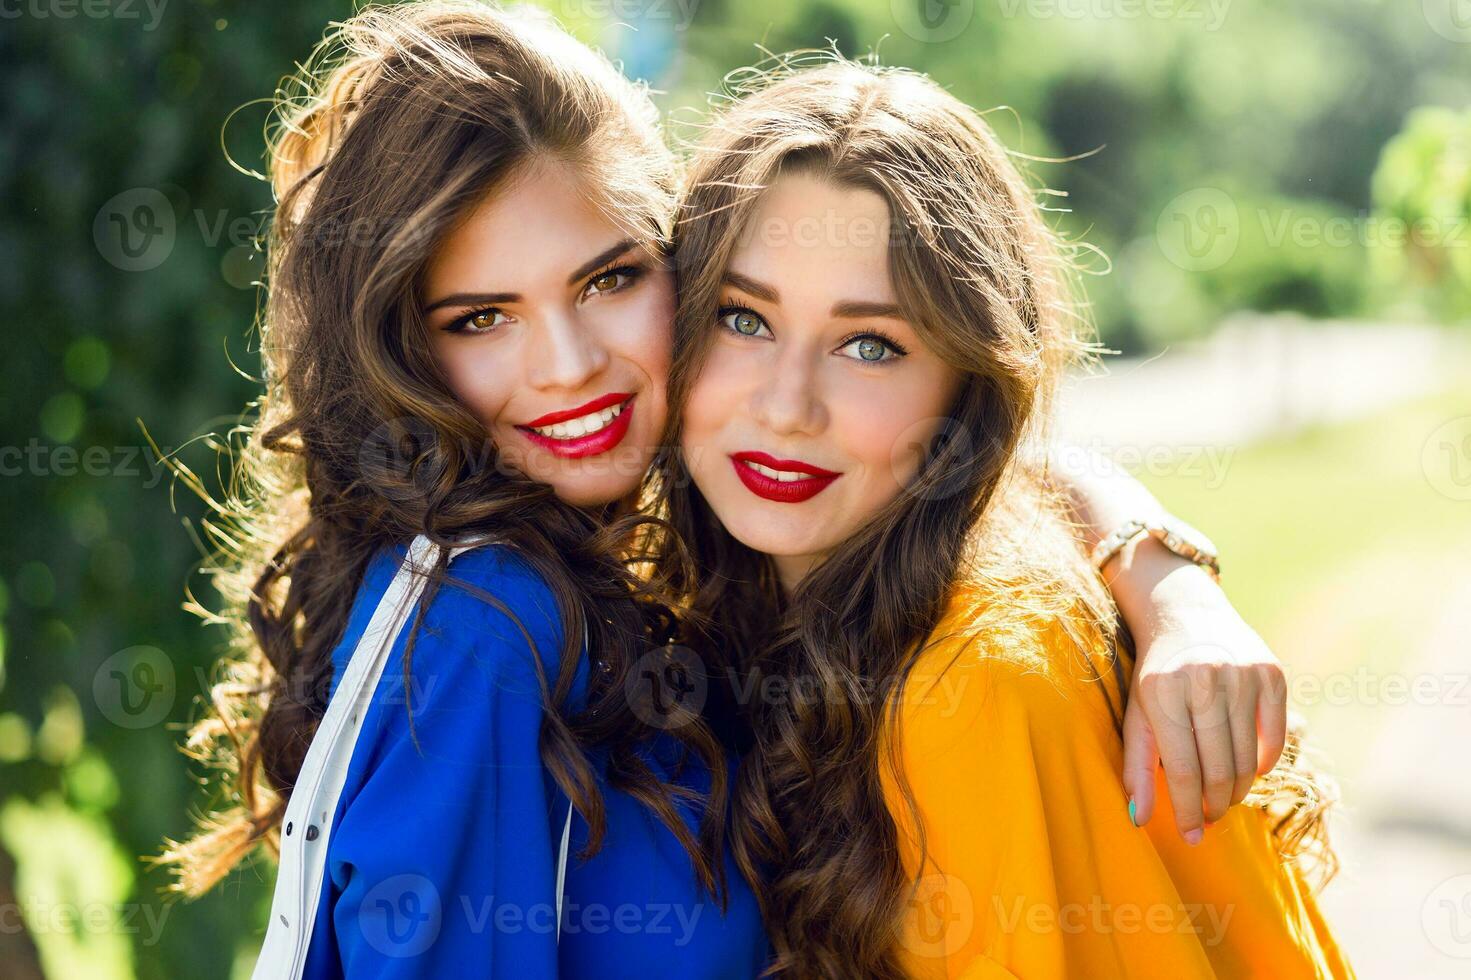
[[300, 542, 768, 978]]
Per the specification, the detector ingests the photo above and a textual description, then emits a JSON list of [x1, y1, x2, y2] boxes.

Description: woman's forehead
[[725, 174, 897, 302]]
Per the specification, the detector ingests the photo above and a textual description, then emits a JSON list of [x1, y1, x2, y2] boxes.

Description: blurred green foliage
[[1371, 105, 1471, 321], [0, 0, 1467, 976]]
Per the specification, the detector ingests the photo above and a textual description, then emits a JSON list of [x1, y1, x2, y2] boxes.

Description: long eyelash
[[838, 329, 909, 357], [716, 302, 766, 334], [443, 306, 500, 334], [586, 261, 645, 293]]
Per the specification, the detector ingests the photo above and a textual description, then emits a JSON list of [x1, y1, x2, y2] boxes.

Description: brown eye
[[583, 265, 641, 298], [444, 308, 510, 334]]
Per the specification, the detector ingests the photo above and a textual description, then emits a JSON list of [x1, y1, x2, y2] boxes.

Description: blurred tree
[[0, 3, 350, 977], [1371, 106, 1471, 323]]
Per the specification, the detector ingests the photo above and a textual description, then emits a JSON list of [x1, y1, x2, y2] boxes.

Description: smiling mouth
[[517, 392, 635, 459], [729, 451, 841, 503]]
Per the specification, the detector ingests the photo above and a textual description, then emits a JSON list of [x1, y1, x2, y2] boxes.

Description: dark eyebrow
[[421, 290, 520, 315], [421, 238, 641, 316], [831, 299, 904, 320], [722, 272, 901, 320], [722, 271, 779, 304], [567, 237, 639, 286]]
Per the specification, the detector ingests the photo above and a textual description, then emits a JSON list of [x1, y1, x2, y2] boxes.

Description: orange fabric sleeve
[[882, 599, 1353, 979]]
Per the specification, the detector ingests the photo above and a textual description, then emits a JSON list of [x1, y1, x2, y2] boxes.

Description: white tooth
[[609, 403, 623, 417], [582, 412, 607, 434], [565, 417, 587, 437], [550, 422, 569, 439], [600, 407, 616, 423], [779, 471, 799, 483]]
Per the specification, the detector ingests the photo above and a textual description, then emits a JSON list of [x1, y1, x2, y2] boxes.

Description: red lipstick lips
[[517, 392, 635, 459], [729, 451, 842, 503]]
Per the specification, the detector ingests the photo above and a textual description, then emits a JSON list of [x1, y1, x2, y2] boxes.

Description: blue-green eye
[[837, 333, 905, 363], [717, 306, 772, 339]]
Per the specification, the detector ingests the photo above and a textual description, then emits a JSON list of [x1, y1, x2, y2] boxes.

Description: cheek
[[429, 336, 516, 429], [839, 369, 961, 496], [600, 279, 674, 424], [679, 345, 751, 457], [605, 277, 674, 379], [679, 366, 720, 461]]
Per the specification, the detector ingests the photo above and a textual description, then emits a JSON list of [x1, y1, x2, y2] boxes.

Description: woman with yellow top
[[654, 55, 1352, 978]]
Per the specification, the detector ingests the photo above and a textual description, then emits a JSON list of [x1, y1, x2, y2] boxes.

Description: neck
[[771, 552, 825, 596]]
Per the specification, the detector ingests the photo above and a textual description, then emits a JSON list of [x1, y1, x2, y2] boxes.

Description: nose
[[749, 345, 827, 438], [526, 308, 609, 391]]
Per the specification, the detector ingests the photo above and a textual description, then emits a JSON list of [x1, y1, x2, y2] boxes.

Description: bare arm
[[1046, 446, 1289, 844]]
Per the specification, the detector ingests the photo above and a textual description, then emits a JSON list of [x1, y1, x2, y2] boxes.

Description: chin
[[720, 508, 837, 561], [548, 473, 642, 509], [499, 434, 652, 510]]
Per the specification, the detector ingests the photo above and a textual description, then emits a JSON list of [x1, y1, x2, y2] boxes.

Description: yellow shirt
[[882, 585, 1353, 979]]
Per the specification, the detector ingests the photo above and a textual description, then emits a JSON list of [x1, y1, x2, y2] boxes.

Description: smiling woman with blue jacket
[[291, 540, 761, 977], [157, 5, 764, 976]]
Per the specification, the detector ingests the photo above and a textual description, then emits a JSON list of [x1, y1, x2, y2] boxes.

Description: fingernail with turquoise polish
[[1128, 797, 1138, 827]]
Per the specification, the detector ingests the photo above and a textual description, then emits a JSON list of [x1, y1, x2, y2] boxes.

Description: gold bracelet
[[1089, 517, 1221, 581]]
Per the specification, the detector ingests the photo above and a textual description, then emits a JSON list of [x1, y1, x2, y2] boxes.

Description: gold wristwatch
[[1089, 517, 1220, 581]]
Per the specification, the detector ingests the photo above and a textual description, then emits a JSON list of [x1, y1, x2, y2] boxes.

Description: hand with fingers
[[1121, 599, 1289, 844], [1038, 447, 1293, 841]]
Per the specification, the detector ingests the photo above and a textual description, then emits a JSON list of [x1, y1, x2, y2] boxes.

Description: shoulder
[[426, 542, 565, 643], [351, 540, 576, 716], [896, 581, 1123, 744]]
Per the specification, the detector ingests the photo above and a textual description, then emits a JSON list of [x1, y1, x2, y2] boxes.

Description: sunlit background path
[[1060, 316, 1471, 978]]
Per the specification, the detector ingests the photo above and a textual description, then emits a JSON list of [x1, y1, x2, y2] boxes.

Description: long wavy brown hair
[[158, 0, 729, 902], [653, 57, 1337, 977]]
